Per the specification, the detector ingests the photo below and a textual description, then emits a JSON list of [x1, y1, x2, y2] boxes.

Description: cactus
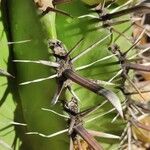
[[0, 0, 150, 150]]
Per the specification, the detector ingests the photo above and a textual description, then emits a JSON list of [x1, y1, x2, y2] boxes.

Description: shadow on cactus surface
[[0, 0, 150, 150]]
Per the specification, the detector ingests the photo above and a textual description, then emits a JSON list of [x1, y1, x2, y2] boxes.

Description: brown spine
[[74, 125, 103, 150], [126, 63, 150, 72], [62, 69, 103, 93], [101, 4, 150, 21], [62, 69, 123, 117]]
